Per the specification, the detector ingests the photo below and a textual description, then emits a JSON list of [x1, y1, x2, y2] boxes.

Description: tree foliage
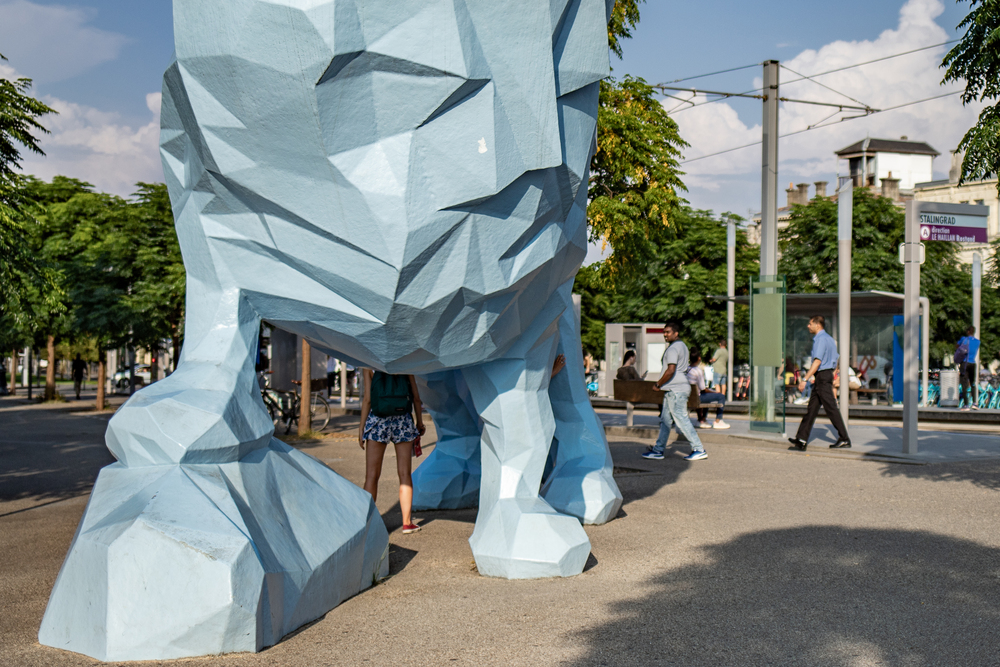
[[576, 208, 758, 362], [0, 54, 57, 340], [778, 188, 1000, 363], [941, 1, 1000, 188], [588, 1, 688, 286], [589, 76, 687, 284], [6, 176, 186, 370], [607, 0, 642, 59]]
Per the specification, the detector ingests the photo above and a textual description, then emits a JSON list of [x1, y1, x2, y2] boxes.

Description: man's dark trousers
[[795, 369, 849, 442]]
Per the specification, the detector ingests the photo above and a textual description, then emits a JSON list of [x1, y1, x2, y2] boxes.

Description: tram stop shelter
[[721, 290, 930, 402]]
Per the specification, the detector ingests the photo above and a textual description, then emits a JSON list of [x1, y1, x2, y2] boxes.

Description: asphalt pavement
[[2, 397, 1000, 666]]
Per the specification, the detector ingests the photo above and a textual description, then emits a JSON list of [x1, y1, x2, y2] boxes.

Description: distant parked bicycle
[[260, 380, 332, 434], [977, 378, 1000, 410]]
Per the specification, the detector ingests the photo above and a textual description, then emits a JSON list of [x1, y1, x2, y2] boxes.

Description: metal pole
[[973, 252, 982, 387], [838, 182, 852, 428], [727, 218, 735, 402], [902, 201, 921, 454], [920, 296, 929, 407], [760, 60, 779, 276]]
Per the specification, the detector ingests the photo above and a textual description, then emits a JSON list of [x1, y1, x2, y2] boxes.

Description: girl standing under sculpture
[[360, 370, 426, 534]]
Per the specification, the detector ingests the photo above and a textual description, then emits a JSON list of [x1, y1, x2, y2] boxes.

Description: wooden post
[[339, 362, 347, 408], [96, 351, 106, 411], [299, 338, 311, 436], [45, 335, 56, 401]]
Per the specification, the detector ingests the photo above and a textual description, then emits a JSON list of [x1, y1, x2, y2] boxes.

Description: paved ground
[[2, 400, 1000, 666], [600, 409, 1000, 463]]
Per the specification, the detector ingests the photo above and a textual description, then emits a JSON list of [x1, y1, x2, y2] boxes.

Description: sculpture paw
[[469, 498, 590, 579], [542, 463, 623, 525]]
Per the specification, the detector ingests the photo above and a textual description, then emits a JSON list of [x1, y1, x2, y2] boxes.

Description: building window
[[976, 199, 985, 205]]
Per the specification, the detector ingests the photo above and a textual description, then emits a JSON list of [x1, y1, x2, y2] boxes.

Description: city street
[[2, 400, 999, 666]]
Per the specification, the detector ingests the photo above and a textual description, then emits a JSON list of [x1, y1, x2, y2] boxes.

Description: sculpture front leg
[[39, 288, 389, 661], [462, 337, 591, 579], [412, 370, 482, 510], [542, 297, 623, 524]]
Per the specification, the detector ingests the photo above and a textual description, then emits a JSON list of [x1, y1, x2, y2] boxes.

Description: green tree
[[611, 209, 758, 361], [128, 183, 185, 376], [941, 1, 1000, 189], [21, 177, 95, 398], [589, 76, 688, 283], [587, 0, 688, 285], [575, 208, 759, 362], [0, 54, 57, 352], [778, 188, 995, 364]]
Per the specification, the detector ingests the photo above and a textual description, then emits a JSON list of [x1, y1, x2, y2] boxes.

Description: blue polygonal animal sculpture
[[39, 0, 622, 661]]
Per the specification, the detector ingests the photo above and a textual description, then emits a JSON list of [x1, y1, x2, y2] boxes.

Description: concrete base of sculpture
[[38, 439, 388, 662]]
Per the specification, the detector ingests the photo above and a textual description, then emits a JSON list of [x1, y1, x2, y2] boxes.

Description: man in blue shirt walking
[[788, 315, 851, 450]]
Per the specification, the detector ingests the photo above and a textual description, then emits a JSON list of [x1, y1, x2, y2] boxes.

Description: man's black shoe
[[788, 437, 807, 451], [830, 439, 852, 449]]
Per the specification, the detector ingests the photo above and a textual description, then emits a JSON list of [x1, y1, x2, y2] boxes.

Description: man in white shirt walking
[[642, 322, 707, 462]]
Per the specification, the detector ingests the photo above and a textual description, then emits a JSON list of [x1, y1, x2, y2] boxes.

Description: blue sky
[[0, 0, 980, 220]]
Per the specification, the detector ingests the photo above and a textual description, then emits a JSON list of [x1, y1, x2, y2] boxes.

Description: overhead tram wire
[[657, 39, 961, 116], [779, 39, 960, 87], [779, 63, 871, 110], [678, 90, 963, 164], [659, 62, 762, 85]]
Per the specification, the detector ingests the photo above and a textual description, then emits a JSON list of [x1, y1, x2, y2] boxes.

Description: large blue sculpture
[[40, 0, 621, 660]]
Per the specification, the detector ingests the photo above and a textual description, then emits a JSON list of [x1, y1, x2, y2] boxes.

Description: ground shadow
[[568, 526, 1000, 666], [0, 408, 115, 503], [607, 438, 691, 506], [879, 459, 1000, 491]]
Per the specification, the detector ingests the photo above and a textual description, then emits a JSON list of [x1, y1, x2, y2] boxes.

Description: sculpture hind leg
[[412, 370, 482, 510], [39, 282, 389, 661], [462, 327, 590, 579], [39, 73, 390, 658], [542, 298, 623, 524]]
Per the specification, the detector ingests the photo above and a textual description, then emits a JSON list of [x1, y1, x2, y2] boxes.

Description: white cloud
[[19, 92, 164, 196], [671, 0, 983, 215], [0, 0, 129, 83]]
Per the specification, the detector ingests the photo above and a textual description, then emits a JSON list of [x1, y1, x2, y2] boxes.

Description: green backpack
[[370, 372, 413, 417]]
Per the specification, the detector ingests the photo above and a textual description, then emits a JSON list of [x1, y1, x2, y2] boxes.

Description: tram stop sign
[[918, 201, 989, 243]]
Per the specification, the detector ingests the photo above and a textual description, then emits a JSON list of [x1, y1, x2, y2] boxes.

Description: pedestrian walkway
[[598, 409, 1000, 464], [4, 403, 1000, 665]]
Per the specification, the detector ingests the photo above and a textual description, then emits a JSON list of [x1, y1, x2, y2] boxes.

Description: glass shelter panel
[[750, 276, 786, 434]]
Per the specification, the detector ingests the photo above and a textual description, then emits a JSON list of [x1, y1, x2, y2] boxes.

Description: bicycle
[[260, 382, 332, 435]]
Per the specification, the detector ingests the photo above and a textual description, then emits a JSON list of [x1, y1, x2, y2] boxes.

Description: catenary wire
[[659, 62, 762, 85], [661, 39, 960, 116], [678, 90, 962, 164], [779, 64, 871, 110]]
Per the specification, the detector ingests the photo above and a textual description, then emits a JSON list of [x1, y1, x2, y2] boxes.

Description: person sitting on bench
[[616, 349, 642, 381], [686, 350, 730, 430]]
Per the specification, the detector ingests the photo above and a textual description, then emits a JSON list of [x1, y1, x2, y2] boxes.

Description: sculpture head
[[161, 0, 611, 373]]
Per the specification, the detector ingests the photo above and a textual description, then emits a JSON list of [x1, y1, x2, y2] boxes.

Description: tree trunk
[[299, 338, 311, 436], [9, 351, 16, 396], [45, 336, 56, 401], [96, 351, 106, 411], [172, 324, 181, 373]]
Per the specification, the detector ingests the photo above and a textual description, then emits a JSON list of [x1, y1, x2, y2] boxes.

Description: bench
[[613, 380, 719, 426], [856, 387, 888, 405]]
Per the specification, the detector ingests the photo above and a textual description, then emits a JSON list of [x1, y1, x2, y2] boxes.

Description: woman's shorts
[[363, 412, 419, 444]]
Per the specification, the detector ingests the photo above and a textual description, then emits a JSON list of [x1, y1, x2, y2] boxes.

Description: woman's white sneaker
[[713, 420, 730, 429]]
